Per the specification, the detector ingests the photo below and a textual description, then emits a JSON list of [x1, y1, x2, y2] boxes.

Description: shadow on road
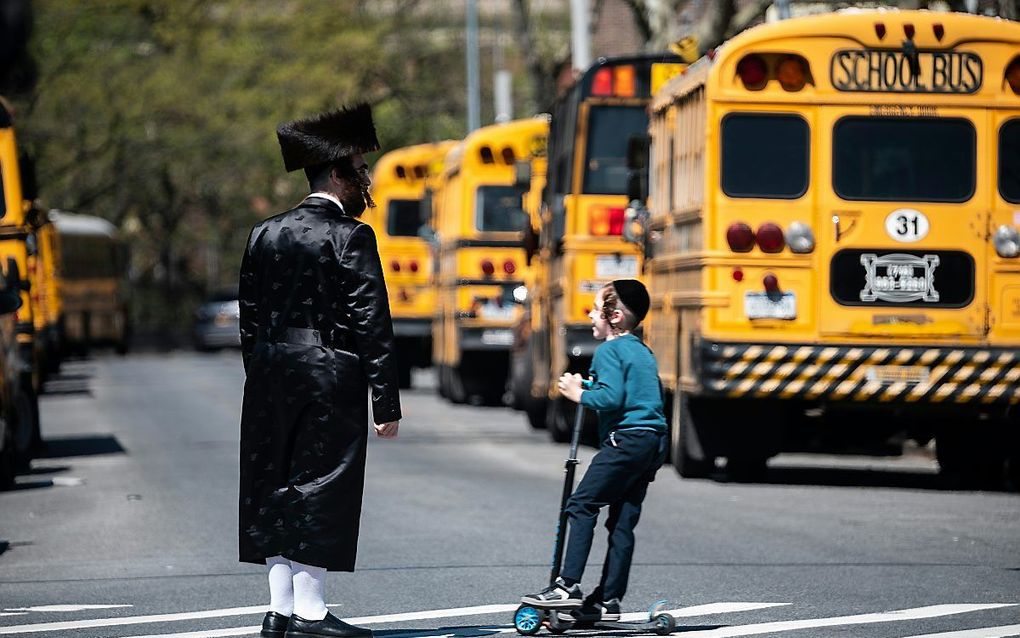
[[37, 435, 126, 459]]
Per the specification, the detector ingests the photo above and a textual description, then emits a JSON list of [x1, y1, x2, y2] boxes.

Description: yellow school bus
[[0, 99, 41, 468], [430, 116, 548, 405], [26, 206, 63, 377], [644, 11, 1020, 484], [366, 140, 456, 388], [511, 55, 684, 441]]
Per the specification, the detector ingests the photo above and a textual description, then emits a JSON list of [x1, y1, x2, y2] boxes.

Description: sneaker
[[521, 577, 584, 609], [595, 598, 621, 621]]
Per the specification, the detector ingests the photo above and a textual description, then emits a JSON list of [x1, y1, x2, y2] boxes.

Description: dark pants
[[560, 429, 666, 601]]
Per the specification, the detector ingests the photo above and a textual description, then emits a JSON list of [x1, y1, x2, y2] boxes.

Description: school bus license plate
[[595, 255, 638, 278], [744, 292, 796, 320]]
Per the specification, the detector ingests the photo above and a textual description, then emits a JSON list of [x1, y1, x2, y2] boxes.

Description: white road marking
[[896, 625, 1020, 638], [4, 605, 132, 613], [675, 604, 1017, 637]]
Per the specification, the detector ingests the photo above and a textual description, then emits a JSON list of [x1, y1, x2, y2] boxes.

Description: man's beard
[[341, 188, 373, 217]]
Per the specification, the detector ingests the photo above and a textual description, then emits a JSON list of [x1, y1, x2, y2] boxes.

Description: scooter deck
[[514, 602, 676, 635]]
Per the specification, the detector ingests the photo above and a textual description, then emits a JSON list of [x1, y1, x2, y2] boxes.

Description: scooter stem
[[549, 403, 586, 585]]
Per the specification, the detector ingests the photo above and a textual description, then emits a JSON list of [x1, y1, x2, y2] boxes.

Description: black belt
[[257, 327, 341, 349]]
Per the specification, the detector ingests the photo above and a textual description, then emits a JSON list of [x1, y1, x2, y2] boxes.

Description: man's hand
[[374, 421, 399, 439], [557, 373, 584, 403]]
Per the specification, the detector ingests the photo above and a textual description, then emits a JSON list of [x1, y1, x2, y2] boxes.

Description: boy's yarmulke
[[612, 279, 649, 323]]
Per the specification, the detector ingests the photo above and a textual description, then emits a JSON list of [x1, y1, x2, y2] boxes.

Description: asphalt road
[[0, 352, 1018, 638]]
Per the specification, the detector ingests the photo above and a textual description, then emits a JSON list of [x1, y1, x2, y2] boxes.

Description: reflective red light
[[503, 260, 516, 275], [933, 24, 945, 41], [592, 67, 613, 96], [737, 55, 767, 89], [756, 223, 786, 253], [732, 268, 744, 282], [409, 260, 419, 273], [726, 222, 755, 253], [875, 23, 886, 40], [481, 259, 495, 276], [904, 24, 915, 39], [390, 260, 401, 272]]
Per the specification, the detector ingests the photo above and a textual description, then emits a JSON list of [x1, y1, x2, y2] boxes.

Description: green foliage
[[14, 0, 531, 342]]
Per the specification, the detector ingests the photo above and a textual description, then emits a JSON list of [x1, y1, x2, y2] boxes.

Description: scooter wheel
[[653, 613, 676, 635], [515, 605, 543, 636]]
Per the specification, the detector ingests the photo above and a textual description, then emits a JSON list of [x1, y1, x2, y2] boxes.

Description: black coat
[[238, 196, 401, 572]]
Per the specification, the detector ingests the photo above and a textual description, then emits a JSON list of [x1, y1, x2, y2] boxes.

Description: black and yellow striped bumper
[[699, 341, 1020, 405]]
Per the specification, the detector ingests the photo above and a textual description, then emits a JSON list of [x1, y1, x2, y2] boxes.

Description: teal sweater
[[580, 334, 667, 442]]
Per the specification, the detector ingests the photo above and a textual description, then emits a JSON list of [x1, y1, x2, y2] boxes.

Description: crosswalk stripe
[[113, 603, 789, 638], [895, 624, 1020, 638], [673, 604, 1016, 637]]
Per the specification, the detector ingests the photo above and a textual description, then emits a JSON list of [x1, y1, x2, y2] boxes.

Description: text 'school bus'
[[642, 10, 1020, 484], [50, 211, 129, 355], [428, 116, 549, 405], [366, 140, 457, 389], [510, 55, 685, 442], [0, 100, 42, 472]]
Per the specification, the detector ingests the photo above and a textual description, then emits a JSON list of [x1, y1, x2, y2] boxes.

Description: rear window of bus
[[721, 113, 809, 199], [1000, 119, 1020, 204], [475, 185, 525, 232], [387, 199, 422, 237], [833, 117, 975, 203], [583, 105, 647, 195]]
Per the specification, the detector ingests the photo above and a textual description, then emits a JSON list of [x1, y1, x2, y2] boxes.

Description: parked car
[[192, 289, 240, 351]]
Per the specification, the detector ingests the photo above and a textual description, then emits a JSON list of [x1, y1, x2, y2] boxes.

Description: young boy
[[522, 279, 667, 620]]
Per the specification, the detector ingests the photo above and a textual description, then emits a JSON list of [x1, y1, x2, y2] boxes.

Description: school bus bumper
[[392, 318, 431, 338], [695, 340, 1020, 405]]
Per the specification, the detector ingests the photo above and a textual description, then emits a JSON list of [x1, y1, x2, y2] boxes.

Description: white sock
[[266, 556, 294, 616], [292, 560, 328, 621]]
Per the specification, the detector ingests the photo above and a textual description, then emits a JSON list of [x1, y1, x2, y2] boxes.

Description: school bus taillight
[[1006, 57, 1020, 94], [590, 206, 626, 236], [503, 259, 516, 275], [613, 65, 636, 97], [390, 259, 401, 272], [994, 225, 1020, 258], [756, 223, 785, 253], [787, 222, 815, 254], [725, 222, 755, 252], [737, 55, 767, 90], [777, 56, 808, 92], [592, 68, 613, 96], [408, 260, 419, 273], [481, 259, 495, 277]]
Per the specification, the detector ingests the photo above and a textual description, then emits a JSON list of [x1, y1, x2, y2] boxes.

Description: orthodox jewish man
[[238, 103, 401, 638]]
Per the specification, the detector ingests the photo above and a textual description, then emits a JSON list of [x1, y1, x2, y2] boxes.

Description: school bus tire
[[670, 391, 713, 479], [548, 398, 573, 443], [397, 359, 413, 390], [0, 423, 16, 490], [11, 382, 39, 473], [524, 398, 548, 430], [447, 365, 468, 404]]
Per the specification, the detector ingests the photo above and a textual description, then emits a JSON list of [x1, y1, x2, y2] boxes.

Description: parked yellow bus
[[51, 211, 129, 354], [511, 55, 684, 441], [0, 99, 41, 469], [366, 141, 456, 388], [644, 11, 1020, 485], [430, 116, 548, 405]]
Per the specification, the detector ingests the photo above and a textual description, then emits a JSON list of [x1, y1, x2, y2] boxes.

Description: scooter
[[513, 404, 676, 636]]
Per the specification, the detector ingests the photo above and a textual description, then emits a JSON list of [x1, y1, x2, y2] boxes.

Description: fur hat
[[612, 279, 650, 323], [276, 104, 380, 172]]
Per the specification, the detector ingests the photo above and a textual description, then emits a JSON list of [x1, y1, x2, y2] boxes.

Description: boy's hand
[[374, 421, 399, 439], [557, 373, 584, 403]]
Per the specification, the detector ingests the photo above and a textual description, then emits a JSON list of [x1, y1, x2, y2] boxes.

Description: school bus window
[[999, 119, 1020, 203], [583, 106, 647, 195], [833, 117, 974, 203], [476, 185, 525, 232], [721, 113, 809, 199], [387, 199, 422, 237]]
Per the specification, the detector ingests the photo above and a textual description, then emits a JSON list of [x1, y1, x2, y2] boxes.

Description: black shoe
[[595, 598, 621, 621], [521, 577, 584, 609], [579, 596, 620, 621], [286, 612, 373, 638], [262, 611, 289, 638]]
